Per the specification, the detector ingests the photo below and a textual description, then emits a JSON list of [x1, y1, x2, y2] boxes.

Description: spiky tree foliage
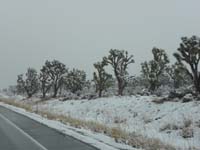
[[141, 47, 169, 92], [103, 49, 134, 95], [93, 61, 113, 97], [174, 36, 200, 92], [17, 68, 39, 98], [16, 74, 25, 95], [39, 66, 52, 98], [64, 69, 86, 94], [166, 62, 191, 89], [44, 60, 67, 97]]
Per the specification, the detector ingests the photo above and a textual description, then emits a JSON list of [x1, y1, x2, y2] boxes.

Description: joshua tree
[[43, 60, 67, 97], [39, 66, 52, 98], [141, 47, 169, 92], [93, 61, 112, 97], [103, 49, 134, 95], [174, 36, 200, 93], [64, 69, 87, 94], [166, 62, 191, 89], [17, 68, 39, 98]]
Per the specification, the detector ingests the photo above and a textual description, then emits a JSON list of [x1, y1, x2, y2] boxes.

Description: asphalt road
[[0, 106, 98, 150]]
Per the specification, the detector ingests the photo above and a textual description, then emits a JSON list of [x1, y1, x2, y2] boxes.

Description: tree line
[[14, 35, 200, 98]]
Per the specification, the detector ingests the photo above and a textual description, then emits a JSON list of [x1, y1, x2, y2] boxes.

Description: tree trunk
[[53, 91, 57, 98], [118, 88, 123, 96], [194, 77, 200, 93], [26, 89, 32, 98], [42, 91, 46, 98], [192, 69, 200, 93], [149, 81, 156, 92], [53, 85, 58, 98], [173, 79, 177, 91], [99, 90, 102, 97], [27, 93, 32, 98], [118, 79, 124, 96]]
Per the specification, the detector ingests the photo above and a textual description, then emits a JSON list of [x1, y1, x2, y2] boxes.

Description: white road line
[[0, 113, 48, 150]]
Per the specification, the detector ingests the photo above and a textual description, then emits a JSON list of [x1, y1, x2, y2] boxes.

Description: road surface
[[0, 106, 98, 150]]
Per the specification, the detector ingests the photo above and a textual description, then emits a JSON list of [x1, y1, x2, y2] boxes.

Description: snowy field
[[36, 96, 200, 149], [1, 92, 200, 149]]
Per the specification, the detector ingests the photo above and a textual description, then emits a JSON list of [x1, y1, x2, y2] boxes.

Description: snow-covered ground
[[37, 96, 200, 149], [0, 92, 24, 101], [1, 92, 200, 149]]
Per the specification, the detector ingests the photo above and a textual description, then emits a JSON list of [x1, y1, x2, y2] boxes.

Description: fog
[[0, 0, 200, 88]]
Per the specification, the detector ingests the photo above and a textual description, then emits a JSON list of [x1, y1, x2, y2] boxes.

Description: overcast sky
[[0, 0, 200, 88]]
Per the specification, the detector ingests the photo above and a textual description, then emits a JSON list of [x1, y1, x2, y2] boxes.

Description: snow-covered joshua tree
[[141, 47, 169, 92], [17, 68, 39, 98], [103, 49, 134, 96]]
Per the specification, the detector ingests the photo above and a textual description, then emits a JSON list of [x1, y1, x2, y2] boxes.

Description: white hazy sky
[[0, 0, 200, 88]]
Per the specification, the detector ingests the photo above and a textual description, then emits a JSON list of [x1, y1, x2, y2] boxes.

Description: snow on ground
[[0, 102, 136, 150], [37, 95, 200, 149], [1, 91, 200, 149], [0, 93, 24, 101]]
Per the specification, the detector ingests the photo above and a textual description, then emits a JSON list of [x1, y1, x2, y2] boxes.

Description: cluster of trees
[[17, 60, 87, 98], [141, 36, 200, 93], [93, 49, 134, 96], [141, 47, 190, 92], [15, 35, 200, 98]]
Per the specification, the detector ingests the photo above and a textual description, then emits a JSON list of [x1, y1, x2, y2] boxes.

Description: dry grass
[[127, 134, 176, 150], [181, 127, 194, 139], [0, 98, 33, 112], [180, 118, 194, 139], [183, 119, 192, 128], [0, 98, 176, 150]]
